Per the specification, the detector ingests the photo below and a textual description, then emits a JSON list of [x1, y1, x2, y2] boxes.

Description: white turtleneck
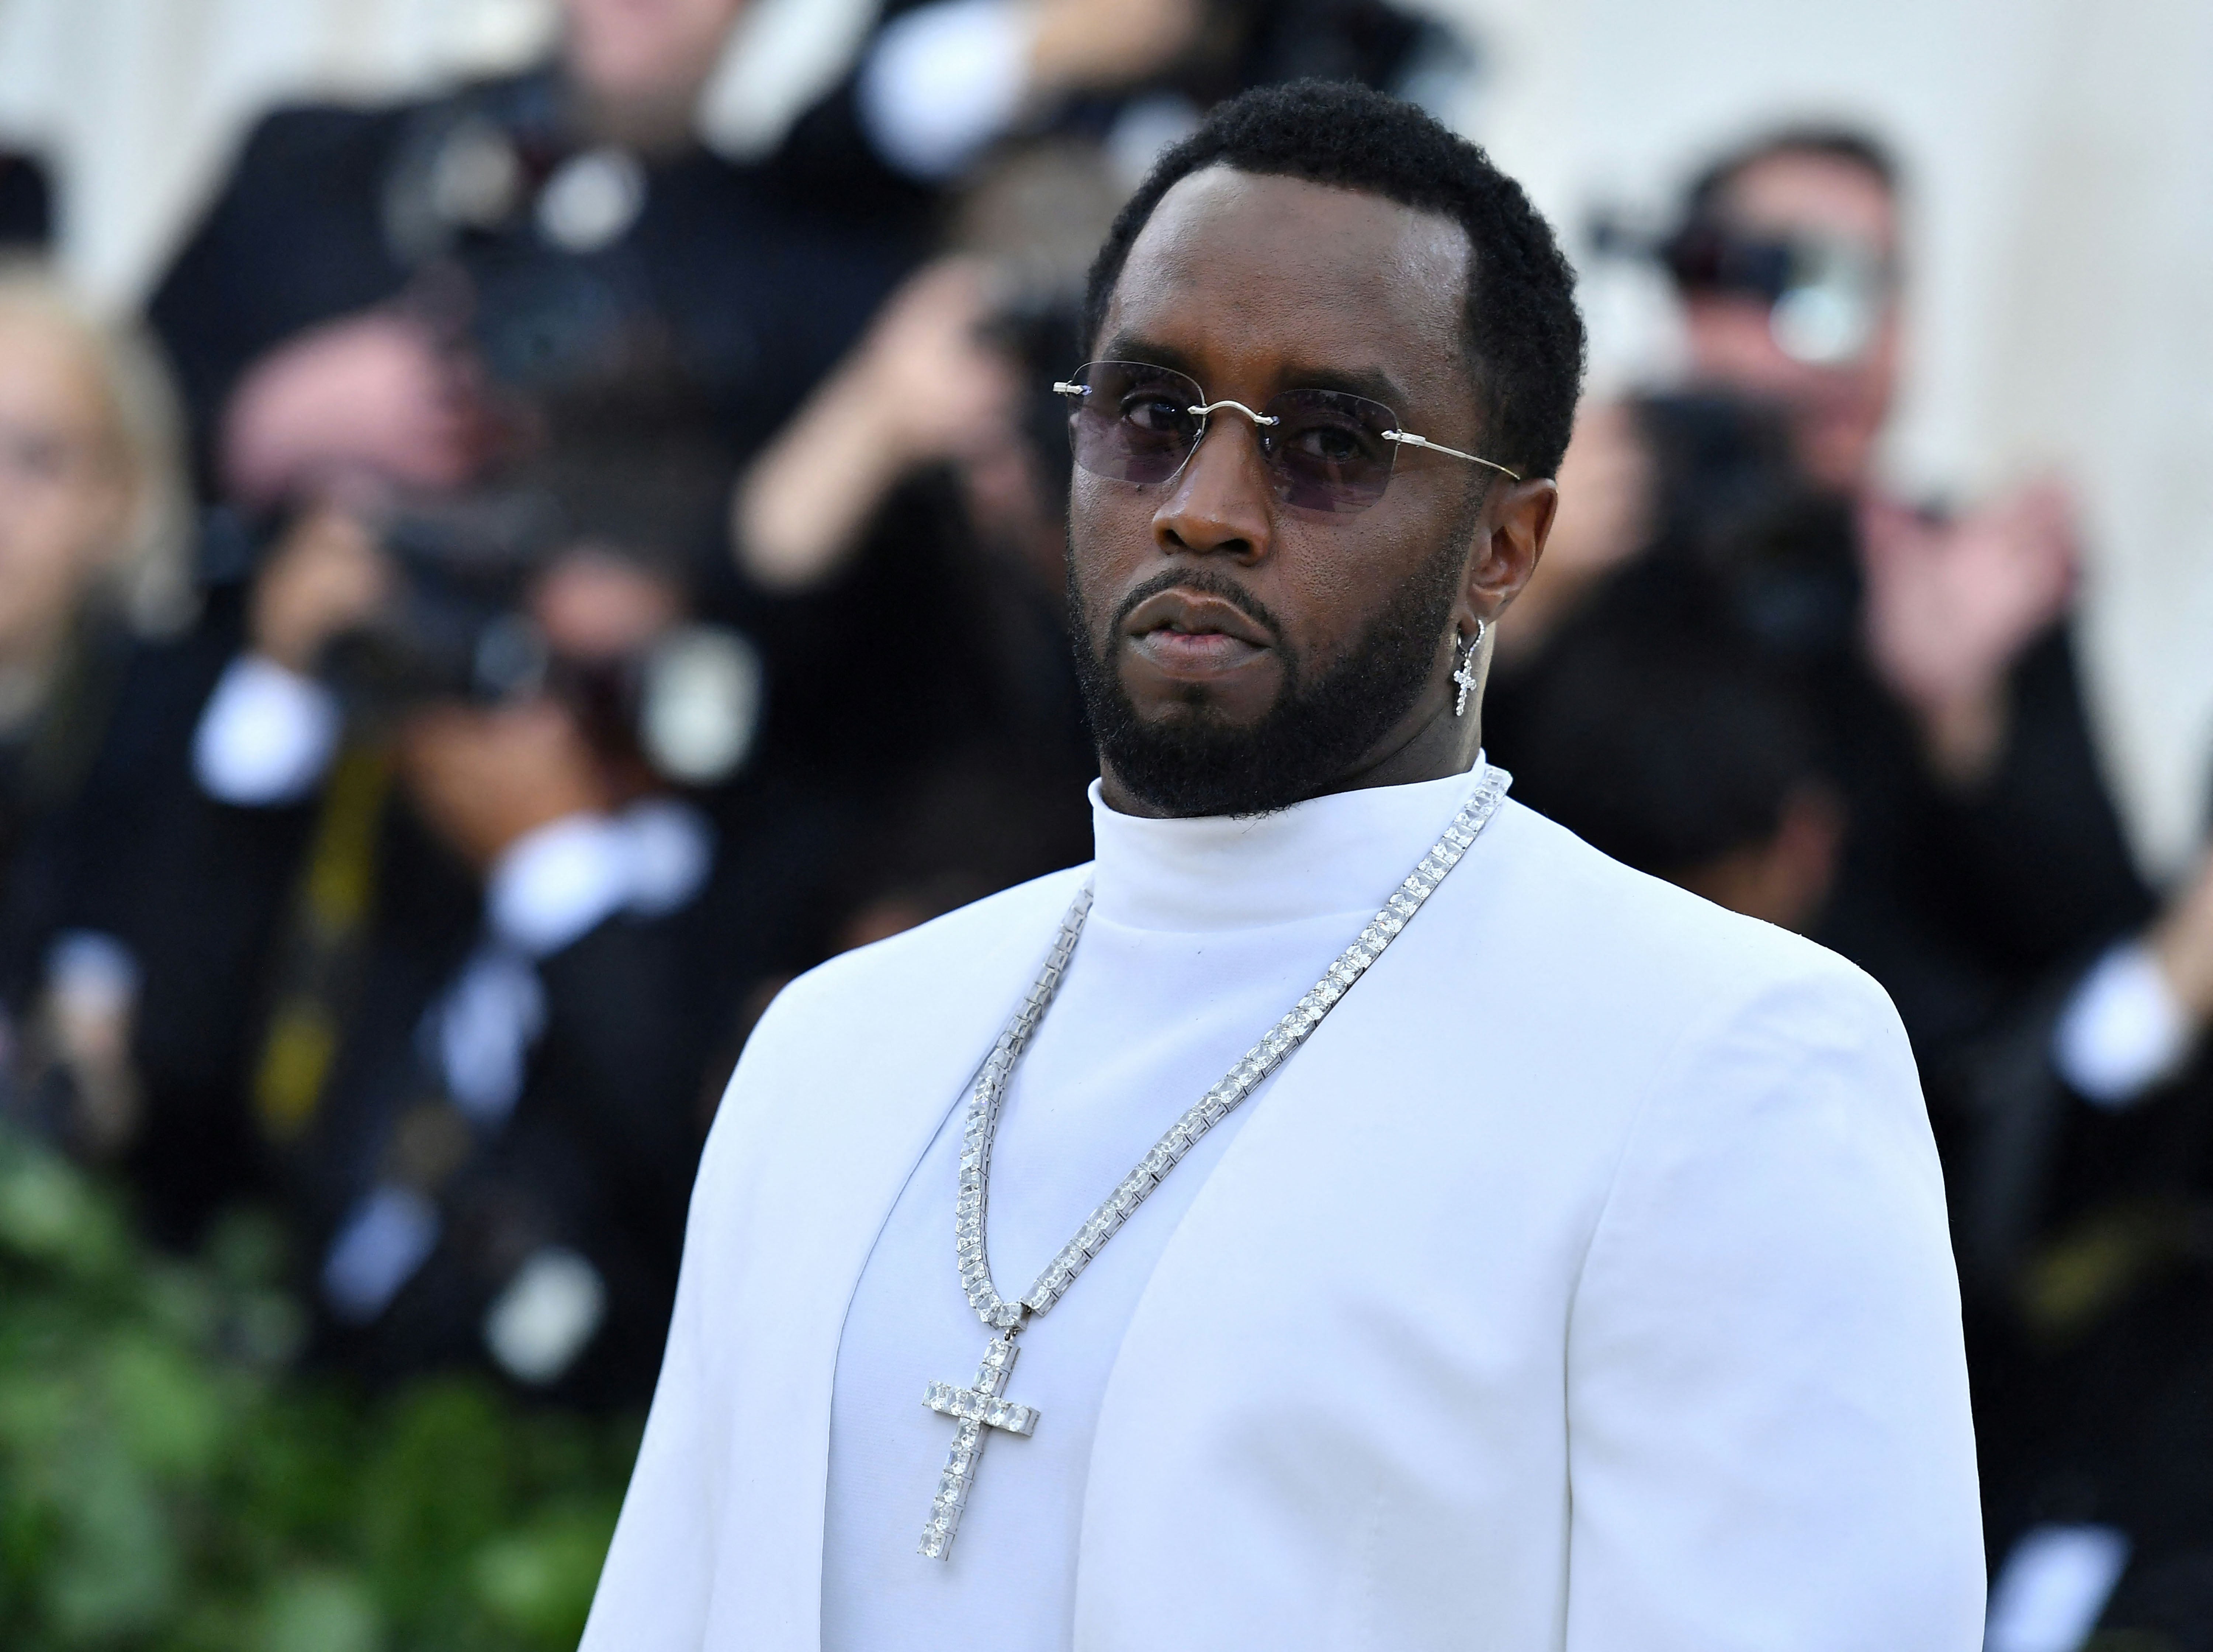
[[820, 766, 1488, 1651]]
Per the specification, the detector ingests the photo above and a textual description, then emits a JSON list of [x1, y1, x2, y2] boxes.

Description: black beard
[[1067, 534, 1467, 819]]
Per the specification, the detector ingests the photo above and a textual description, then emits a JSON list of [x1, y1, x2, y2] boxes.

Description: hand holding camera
[[249, 506, 394, 673], [1857, 479, 2077, 786], [220, 309, 491, 509], [735, 257, 1019, 592]]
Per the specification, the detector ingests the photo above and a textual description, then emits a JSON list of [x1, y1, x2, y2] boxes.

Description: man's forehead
[[1104, 168, 1472, 376], [1721, 152, 1896, 250]]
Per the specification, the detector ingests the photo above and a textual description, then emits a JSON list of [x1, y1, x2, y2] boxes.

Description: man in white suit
[[583, 81, 1984, 1651]]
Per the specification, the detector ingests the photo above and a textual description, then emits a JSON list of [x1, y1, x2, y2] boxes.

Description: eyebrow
[[1096, 334, 1415, 416], [1097, 333, 1202, 380], [1283, 362, 1412, 412]]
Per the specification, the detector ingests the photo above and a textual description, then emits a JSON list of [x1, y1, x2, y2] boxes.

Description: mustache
[[1108, 568, 1289, 646]]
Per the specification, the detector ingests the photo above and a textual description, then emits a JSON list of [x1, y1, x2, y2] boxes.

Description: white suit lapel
[[696, 868, 1091, 1644]]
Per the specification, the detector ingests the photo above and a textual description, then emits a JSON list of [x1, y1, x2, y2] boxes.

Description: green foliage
[[0, 1126, 641, 1651]]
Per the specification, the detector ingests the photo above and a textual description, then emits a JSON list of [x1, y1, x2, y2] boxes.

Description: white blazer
[[584, 802, 1985, 1650]]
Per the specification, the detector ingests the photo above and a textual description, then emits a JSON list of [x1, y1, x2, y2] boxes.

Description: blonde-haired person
[[0, 260, 198, 1158], [0, 261, 194, 658]]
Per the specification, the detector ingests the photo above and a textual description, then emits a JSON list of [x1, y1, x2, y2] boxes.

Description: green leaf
[[39, 1436, 177, 1640], [0, 1136, 128, 1281], [257, 1568, 384, 1652], [471, 1504, 619, 1650], [104, 1329, 232, 1479], [0, 1136, 644, 1650]]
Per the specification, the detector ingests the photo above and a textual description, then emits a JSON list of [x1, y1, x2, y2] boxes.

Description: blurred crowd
[[0, 0, 2208, 1642]]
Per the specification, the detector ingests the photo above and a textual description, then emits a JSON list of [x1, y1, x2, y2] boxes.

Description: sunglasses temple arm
[[1382, 430, 1521, 481]]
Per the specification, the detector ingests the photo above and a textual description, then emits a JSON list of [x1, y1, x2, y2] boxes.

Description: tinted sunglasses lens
[[1061, 361, 1204, 484], [1264, 389, 1399, 513]]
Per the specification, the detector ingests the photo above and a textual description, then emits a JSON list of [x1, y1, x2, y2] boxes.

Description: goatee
[[1067, 532, 1466, 819]]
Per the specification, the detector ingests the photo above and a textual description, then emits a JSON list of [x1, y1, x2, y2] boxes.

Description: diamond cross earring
[[1452, 618, 1488, 718]]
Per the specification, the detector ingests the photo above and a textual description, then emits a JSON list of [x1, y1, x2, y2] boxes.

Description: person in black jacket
[[125, 0, 924, 1318], [1495, 128, 2155, 1068], [0, 267, 213, 1163], [120, 435, 841, 1404], [1663, 129, 2153, 1062], [1960, 825, 2213, 1648], [146, 0, 921, 510]]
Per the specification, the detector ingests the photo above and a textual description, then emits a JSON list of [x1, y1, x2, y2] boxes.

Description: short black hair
[[1680, 124, 1900, 226], [1510, 618, 1822, 878], [1081, 80, 1585, 481]]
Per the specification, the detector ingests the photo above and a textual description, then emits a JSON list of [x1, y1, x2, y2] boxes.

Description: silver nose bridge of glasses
[[1187, 398, 1279, 428]]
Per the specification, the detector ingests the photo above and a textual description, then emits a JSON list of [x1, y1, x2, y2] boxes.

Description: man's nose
[[1151, 412, 1273, 562]]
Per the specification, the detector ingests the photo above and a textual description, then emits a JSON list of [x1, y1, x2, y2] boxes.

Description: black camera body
[[320, 491, 560, 723], [311, 489, 762, 789]]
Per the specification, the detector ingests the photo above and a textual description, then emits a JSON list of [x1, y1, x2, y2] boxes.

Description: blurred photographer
[[125, 421, 826, 1402], [0, 266, 204, 1162], [1505, 130, 2153, 1075], [150, 0, 921, 513], [1662, 130, 2179, 1105], [1666, 129, 2087, 791]]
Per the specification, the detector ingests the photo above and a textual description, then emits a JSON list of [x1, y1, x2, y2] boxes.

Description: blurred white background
[[2, 0, 2206, 872]]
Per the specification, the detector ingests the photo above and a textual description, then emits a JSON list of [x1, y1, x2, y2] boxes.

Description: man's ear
[[1458, 476, 1558, 631]]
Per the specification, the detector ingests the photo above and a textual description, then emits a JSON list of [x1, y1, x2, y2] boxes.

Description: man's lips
[[1120, 589, 1274, 677]]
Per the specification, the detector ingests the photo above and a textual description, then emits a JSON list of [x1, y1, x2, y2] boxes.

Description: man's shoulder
[[1480, 798, 1891, 1024], [1472, 802, 1928, 1191]]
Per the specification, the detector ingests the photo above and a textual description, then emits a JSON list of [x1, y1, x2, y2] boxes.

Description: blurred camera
[[312, 486, 763, 789], [1633, 390, 1860, 660], [321, 489, 560, 716], [1661, 218, 1893, 367]]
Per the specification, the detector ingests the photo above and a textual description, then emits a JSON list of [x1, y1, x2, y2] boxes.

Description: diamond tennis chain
[[917, 764, 1511, 1558]]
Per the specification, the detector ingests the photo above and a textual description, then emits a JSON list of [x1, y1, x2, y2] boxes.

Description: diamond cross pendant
[[1452, 649, 1480, 717], [918, 1334, 1039, 1559]]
